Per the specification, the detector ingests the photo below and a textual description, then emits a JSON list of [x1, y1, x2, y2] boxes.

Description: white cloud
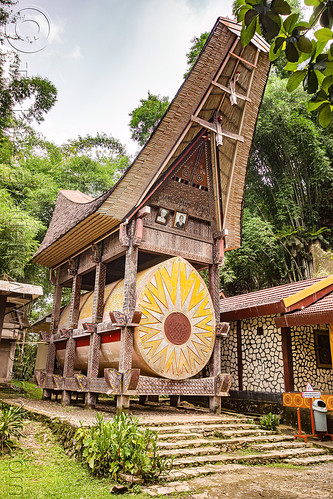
[[70, 44, 84, 60]]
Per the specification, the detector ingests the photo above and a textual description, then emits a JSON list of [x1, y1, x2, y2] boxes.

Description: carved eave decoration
[[33, 17, 270, 268]]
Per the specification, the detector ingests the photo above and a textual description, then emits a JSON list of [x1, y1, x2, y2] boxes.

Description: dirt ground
[[183, 463, 333, 498]]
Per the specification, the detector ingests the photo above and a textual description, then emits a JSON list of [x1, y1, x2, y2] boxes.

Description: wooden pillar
[[117, 220, 139, 411], [62, 331, 75, 406], [43, 334, 56, 400], [170, 395, 180, 407], [281, 327, 294, 392], [86, 257, 106, 409], [209, 260, 221, 414], [91, 260, 106, 323], [237, 320, 243, 391], [50, 278, 62, 332], [0, 295, 7, 343], [86, 331, 101, 409], [68, 273, 82, 329]]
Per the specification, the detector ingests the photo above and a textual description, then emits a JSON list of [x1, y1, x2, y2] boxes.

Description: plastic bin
[[312, 399, 327, 432]]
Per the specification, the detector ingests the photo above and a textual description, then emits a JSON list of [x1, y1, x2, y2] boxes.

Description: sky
[[4, 0, 234, 156]]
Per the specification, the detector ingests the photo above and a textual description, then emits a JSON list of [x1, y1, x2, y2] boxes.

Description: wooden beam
[[92, 262, 106, 323], [281, 327, 294, 392], [223, 49, 260, 231], [208, 262, 221, 413], [230, 51, 257, 68], [283, 275, 333, 310], [191, 115, 244, 143], [68, 274, 82, 329], [212, 81, 252, 102]]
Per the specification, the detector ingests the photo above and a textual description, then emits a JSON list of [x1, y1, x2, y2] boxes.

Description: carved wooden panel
[[140, 226, 213, 264]]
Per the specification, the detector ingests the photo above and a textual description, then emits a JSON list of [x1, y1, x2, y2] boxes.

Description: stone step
[[158, 434, 295, 450], [285, 454, 333, 466], [166, 463, 247, 482], [250, 441, 308, 451], [159, 440, 307, 459], [172, 446, 326, 468], [157, 427, 272, 441], [160, 446, 222, 458], [148, 422, 259, 435], [139, 416, 251, 428]]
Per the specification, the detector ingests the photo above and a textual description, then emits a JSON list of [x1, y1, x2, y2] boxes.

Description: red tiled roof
[[275, 293, 333, 327], [220, 276, 331, 321]]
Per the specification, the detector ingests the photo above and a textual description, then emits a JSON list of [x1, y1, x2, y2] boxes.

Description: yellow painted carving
[[134, 256, 216, 380]]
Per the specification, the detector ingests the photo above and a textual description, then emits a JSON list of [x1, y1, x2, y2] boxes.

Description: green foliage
[[129, 91, 169, 146], [259, 412, 280, 431], [245, 74, 332, 281], [0, 187, 44, 279], [0, 130, 129, 284], [10, 381, 42, 399], [236, 0, 333, 127], [184, 32, 209, 77], [221, 208, 286, 294], [74, 412, 172, 483], [0, 402, 26, 453], [0, 51, 57, 135]]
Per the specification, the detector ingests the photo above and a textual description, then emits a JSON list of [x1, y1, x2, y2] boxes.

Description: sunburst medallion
[[134, 257, 216, 380]]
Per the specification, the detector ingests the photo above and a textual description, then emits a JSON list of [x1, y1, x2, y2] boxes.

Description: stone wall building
[[220, 275, 333, 415]]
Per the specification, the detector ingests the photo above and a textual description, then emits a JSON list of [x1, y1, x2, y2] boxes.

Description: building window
[[314, 329, 332, 369]]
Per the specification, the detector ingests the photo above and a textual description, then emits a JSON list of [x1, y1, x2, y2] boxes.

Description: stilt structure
[[33, 18, 270, 411]]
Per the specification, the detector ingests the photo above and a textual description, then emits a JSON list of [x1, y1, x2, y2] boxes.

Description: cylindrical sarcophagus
[[56, 257, 216, 380]]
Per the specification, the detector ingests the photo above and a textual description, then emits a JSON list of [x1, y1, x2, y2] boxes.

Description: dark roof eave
[[275, 311, 333, 328]]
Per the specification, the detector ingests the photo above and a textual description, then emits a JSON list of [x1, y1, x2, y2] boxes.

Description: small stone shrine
[[33, 18, 270, 411]]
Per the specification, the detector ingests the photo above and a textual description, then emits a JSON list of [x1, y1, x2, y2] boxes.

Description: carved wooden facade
[[33, 18, 270, 411]]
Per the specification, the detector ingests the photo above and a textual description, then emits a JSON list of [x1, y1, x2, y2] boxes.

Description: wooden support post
[[50, 277, 62, 332], [68, 274, 82, 329], [85, 331, 101, 409], [209, 261, 221, 414], [86, 258, 106, 409], [91, 262, 106, 323], [281, 327, 294, 392], [0, 295, 7, 343], [170, 395, 180, 407], [43, 334, 56, 400], [117, 221, 139, 411], [139, 395, 148, 405], [62, 330, 75, 406]]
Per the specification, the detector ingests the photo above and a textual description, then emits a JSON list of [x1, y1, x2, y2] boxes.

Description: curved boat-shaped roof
[[34, 17, 270, 268]]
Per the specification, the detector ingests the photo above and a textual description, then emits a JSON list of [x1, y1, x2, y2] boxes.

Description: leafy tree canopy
[[184, 32, 209, 77], [235, 0, 333, 127], [129, 91, 169, 146]]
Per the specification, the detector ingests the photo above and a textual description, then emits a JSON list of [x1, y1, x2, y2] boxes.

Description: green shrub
[[259, 412, 280, 431], [0, 403, 26, 453], [73, 412, 172, 483]]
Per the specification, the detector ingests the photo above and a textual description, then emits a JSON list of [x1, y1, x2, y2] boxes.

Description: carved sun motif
[[135, 258, 216, 380]]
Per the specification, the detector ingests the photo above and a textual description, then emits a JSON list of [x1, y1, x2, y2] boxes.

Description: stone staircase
[[141, 411, 333, 483]]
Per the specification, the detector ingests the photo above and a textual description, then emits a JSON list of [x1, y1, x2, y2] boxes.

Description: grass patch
[[0, 422, 150, 498], [11, 381, 43, 400], [258, 462, 305, 470]]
